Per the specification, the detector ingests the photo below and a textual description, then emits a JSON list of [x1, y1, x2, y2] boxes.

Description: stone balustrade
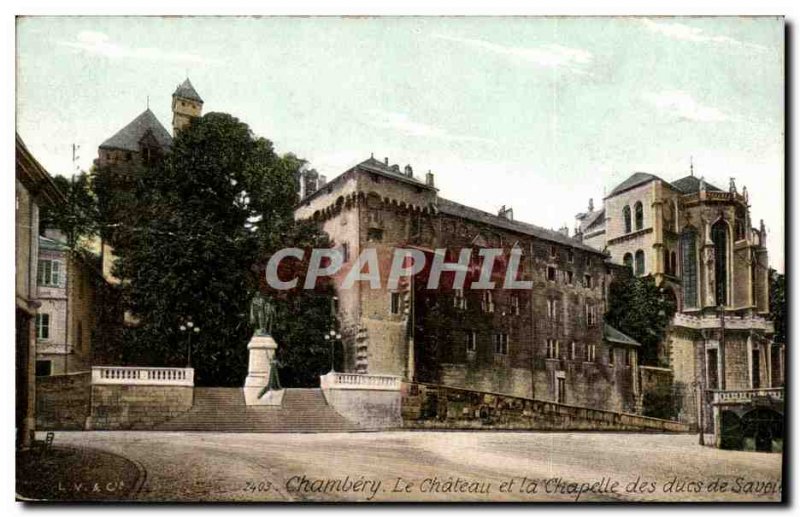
[[320, 371, 402, 391], [711, 387, 784, 405], [673, 312, 774, 332], [91, 366, 195, 387]]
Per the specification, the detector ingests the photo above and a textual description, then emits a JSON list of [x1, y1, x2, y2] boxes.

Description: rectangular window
[[556, 377, 566, 404], [585, 305, 597, 327], [453, 289, 467, 310], [567, 249, 574, 263], [608, 348, 615, 366], [35, 360, 52, 377], [546, 339, 559, 359], [390, 292, 401, 315], [493, 333, 509, 355], [35, 313, 50, 340], [586, 343, 596, 362], [751, 349, 761, 389], [707, 349, 719, 389], [547, 299, 558, 320], [625, 349, 633, 366], [549, 245, 557, 258], [547, 266, 556, 282], [565, 271, 574, 285], [37, 259, 62, 287], [511, 294, 520, 316], [367, 228, 384, 242], [481, 292, 495, 313], [466, 331, 477, 353], [584, 274, 593, 289], [570, 341, 577, 361]]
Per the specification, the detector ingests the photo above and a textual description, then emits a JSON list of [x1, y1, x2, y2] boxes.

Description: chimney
[[318, 174, 327, 188], [391, 164, 400, 173], [426, 170, 435, 187], [588, 198, 594, 212], [497, 205, 514, 220], [384, 157, 389, 166], [404, 164, 413, 177], [558, 225, 570, 236]]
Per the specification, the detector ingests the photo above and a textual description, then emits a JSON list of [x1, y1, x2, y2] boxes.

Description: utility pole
[[64, 143, 80, 374]]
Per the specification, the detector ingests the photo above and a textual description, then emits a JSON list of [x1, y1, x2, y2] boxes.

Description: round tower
[[171, 78, 203, 135]]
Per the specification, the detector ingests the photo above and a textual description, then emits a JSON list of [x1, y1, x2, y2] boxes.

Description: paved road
[[46, 431, 782, 503]]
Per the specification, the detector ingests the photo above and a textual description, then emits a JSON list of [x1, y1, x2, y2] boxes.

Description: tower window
[[634, 201, 644, 230], [493, 333, 509, 355], [634, 250, 645, 276], [390, 292, 401, 315], [466, 331, 477, 353], [680, 228, 699, 309], [623, 205, 632, 233], [623, 253, 633, 271], [712, 221, 729, 306]]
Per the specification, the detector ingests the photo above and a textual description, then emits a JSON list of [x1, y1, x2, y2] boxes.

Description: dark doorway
[[741, 408, 783, 453], [720, 411, 744, 450]]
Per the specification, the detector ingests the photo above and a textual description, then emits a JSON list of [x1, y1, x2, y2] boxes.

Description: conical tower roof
[[173, 78, 203, 103]]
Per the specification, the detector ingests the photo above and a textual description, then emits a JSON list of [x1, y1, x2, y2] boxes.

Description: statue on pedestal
[[249, 292, 276, 336], [243, 293, 283, 406]]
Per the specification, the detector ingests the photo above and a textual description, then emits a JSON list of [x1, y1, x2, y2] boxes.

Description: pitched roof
[[604, 324, 641, 347], [356, 156, 430, 187], [173, 78, 203, 103], [670, 175, 722, 194], [608, 172, 662, 197], [438, 198, 605, 255], [99, 109, 173, 152], [577, 208, 605, 234]]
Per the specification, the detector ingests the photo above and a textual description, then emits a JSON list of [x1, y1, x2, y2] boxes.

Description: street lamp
[[180, 320, 201, 368], [324, 329, 342, 372]]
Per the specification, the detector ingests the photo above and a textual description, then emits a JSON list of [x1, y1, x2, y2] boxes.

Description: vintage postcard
[[14, 15, 785, 503]]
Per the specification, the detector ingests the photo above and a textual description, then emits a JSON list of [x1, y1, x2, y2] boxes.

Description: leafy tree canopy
[[605, 273, 677, 366], [769, 268, 785, 345], [108, 112, 324, 386]]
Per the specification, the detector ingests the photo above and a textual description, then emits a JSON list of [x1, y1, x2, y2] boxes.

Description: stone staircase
[[154, 388, 361, 432]]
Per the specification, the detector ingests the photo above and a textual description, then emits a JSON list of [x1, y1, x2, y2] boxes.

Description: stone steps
[[154, 388, 361, 432]]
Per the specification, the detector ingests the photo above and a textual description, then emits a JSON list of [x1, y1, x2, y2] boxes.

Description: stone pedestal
[[243, 334, 284, 406]]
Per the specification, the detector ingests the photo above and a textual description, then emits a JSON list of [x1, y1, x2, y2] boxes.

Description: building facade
[[296, 157, 642, 414], [34, 230, 102, 376], [576, 170, 783, 450], [15, 134, 65, 447]]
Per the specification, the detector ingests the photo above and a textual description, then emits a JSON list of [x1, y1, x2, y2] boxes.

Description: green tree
[[769, 268, 785, 344], [604, 273, 677, 366], [112, 112, 301, 386], [39, 172, 99, 247]]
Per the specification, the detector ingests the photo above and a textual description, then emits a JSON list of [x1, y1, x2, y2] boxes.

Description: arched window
[[634, 250, 645, 276], [712, 220, 729, 306], [735, 206, 747, 241], [623, 253, 633, 271], [680, 228, 698, 309], [623, 206, 632, 233], [634, 201, 644, 230]]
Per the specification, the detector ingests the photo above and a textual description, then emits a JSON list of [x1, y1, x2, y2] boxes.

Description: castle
[[90, 78, 783, 444], [295, 157, 643, 414]]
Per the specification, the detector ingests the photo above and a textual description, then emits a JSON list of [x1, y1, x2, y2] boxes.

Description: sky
[[15, 16, 784, 271]]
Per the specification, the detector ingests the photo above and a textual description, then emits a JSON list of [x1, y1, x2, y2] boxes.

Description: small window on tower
[[390, 292, 401, 315]]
